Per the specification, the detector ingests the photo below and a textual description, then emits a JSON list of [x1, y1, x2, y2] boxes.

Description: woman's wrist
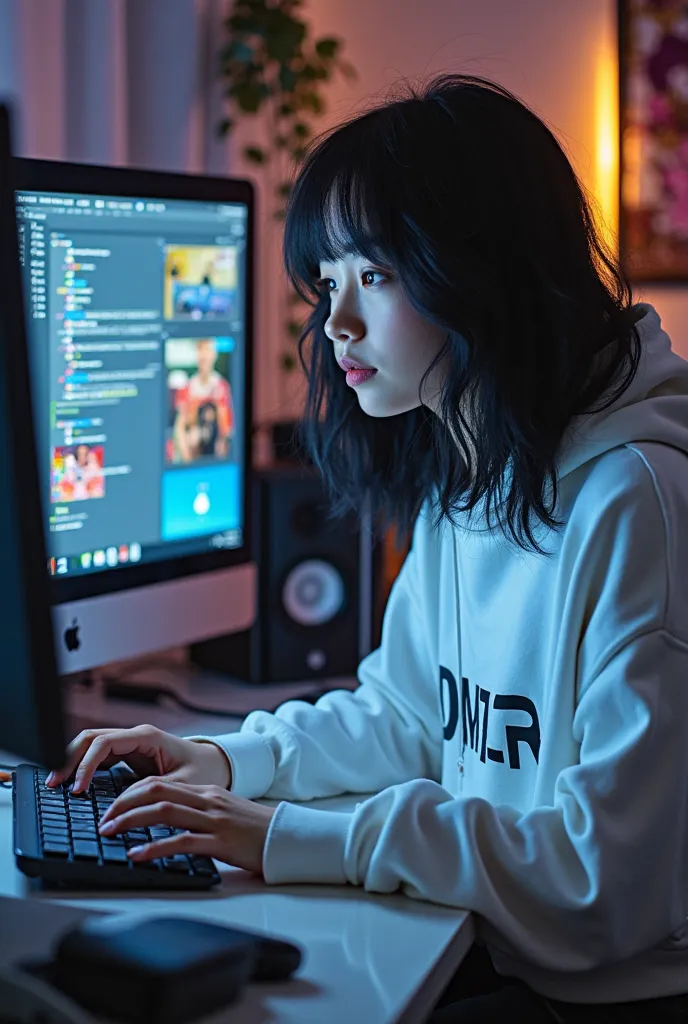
[[190, 739, 233, 789]]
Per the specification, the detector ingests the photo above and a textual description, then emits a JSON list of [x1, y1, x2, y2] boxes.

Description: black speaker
[[190, 465, 383, 683]]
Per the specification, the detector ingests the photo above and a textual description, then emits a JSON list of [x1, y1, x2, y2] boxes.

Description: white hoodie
[[201, 304, 688, 1003]]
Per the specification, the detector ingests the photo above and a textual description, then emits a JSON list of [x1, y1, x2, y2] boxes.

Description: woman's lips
[[345, 367, 378, 387]]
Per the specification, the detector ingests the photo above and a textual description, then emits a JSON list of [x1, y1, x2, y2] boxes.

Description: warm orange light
[[593, 33, 619, 254]]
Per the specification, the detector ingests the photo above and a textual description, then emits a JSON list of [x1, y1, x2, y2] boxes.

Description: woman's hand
[[45, 725, 232, 794], [98, 777, 275, 874]]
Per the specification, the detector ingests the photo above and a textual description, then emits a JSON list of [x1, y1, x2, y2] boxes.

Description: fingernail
[[45, 773, 54, 786], [128, 846, 145, 858], [99, 821, 115, 834]]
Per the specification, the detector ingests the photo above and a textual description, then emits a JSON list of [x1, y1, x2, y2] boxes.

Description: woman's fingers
[[71, 732, 157, 793], [46, 729, 121, 788], [98, 778, 209, 826], [99, 800, 210, 838], [126, 832, 214, 863]]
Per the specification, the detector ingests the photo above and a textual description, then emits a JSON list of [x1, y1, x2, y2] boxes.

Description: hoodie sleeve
[[193, 508, 443, 801], [262, 627, 688, 970]]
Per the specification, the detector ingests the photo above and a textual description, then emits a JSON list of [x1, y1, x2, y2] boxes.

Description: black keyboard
[[13, 764, 221, 890]]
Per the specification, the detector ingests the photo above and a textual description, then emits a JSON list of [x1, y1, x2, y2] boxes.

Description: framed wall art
[[619, 0, 688, 280]]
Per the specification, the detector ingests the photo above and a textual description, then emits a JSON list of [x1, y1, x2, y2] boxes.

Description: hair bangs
[[284, 116, 400, 303]]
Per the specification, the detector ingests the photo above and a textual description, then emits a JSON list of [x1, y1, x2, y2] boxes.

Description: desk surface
[[0, 738, 473, 1024]]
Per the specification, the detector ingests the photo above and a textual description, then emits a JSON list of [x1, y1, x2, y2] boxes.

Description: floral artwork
[[620, 0, 688, 279]]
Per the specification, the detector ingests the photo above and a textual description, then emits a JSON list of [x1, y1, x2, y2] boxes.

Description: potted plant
[[217, 0, 356, 461]]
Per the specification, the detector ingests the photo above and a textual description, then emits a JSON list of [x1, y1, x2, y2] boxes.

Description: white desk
[[0, 689, 474, 1023]]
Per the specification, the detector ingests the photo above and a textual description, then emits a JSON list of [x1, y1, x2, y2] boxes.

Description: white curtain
[[0, 0, 231, 172]]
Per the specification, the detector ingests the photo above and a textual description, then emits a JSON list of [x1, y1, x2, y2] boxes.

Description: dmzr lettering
[[439, 666, 540, 769]]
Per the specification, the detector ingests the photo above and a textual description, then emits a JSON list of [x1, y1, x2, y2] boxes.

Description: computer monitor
[[0, 104, 66, 767], [13, 159, 257, 676]]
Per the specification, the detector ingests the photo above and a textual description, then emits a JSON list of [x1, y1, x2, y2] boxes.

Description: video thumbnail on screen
[[165, 337, 235, 465], [51, 443, 105, 502], [163, 245, 237, 321]]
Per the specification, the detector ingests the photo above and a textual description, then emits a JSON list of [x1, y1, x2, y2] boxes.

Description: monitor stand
[[0, 895, 108, 1023]]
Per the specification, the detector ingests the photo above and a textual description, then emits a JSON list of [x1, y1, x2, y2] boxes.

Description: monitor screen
[[15, 180, 249, 585]]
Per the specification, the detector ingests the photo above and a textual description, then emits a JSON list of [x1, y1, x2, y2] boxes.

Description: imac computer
[[13, 157, 257, 676], [0, 105, 66, 769]]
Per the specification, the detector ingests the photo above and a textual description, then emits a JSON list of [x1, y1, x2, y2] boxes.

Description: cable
[[101, 677, 344, 718]]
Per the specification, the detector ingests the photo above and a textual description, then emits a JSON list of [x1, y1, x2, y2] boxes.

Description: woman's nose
[[325, 312, 364, 344]]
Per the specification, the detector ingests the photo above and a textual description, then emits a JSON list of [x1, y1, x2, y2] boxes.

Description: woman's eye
[[315, 278, 335, 294], [361, 270, 386, 286]]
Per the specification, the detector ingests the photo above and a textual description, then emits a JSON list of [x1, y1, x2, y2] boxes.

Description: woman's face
[[319, 254, 447, 418]]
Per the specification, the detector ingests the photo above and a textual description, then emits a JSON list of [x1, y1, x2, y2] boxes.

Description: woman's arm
[[192, 508, 442, 801], [262, 629, 688, 971]]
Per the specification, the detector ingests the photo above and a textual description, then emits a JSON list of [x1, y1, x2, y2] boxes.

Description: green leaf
[[243, 145, 267, 164], [226, 14, 261, 35], [278, 102, 295, 117], [233, 81, 268, 113], [265, 13, 306, 63], [315, 37, 340, 59], [273, 208, 287, 221], [217, 117, 234, 137], [275, 182, 292, 197], [292, 122, 310, 138], [220, 40, 254, 62], [300, 91, 323, 114], [280, 351, 297, 373], [286, 319, 302, 338], [278, 65, 298, 93]]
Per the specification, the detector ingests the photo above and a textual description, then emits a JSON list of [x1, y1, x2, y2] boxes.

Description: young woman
[[48, 76, 688, 1022]]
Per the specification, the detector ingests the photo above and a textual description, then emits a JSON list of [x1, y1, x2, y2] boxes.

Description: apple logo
[[64, 618, 81, 652]]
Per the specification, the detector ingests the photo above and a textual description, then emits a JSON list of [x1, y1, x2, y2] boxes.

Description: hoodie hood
[[557, 303, 688, 480]]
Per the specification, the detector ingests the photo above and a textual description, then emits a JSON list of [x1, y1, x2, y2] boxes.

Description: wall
[[257, 0, 687, 424]]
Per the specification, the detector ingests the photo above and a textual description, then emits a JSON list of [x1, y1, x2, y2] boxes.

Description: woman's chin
[[356, 392, 421, 418]]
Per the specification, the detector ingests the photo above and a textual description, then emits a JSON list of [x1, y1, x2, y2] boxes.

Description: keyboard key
[[42, 828, 70, 841], [163, 856, 191, 874], [149, 827, 172, 839], [102, 846, 129, 863], [71, 830, 98, 841], [72, 840, 100, 860], [190, 857, 217, 878], [43, 843, 69, 857], [132, 858, 160, 871]]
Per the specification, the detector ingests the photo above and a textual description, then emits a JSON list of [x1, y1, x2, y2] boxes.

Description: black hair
[[283, 74, 641, 554]]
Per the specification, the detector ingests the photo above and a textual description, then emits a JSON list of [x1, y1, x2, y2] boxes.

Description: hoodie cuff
[[262, 801, 351, 886], [187, 731, 275, 799]]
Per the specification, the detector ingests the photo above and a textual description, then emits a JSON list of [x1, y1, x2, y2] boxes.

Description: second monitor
[[14, 160, 257, 675]]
